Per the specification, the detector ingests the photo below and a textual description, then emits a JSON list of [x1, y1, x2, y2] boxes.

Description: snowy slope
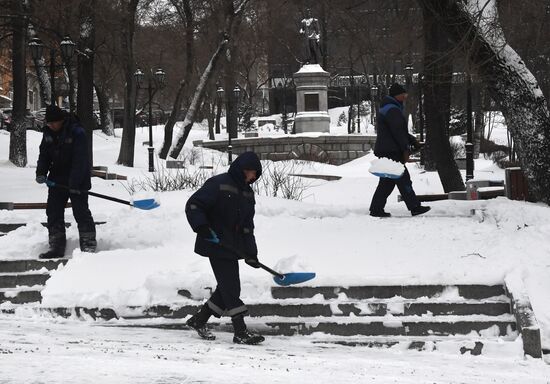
[[1, 117, 550, 357]]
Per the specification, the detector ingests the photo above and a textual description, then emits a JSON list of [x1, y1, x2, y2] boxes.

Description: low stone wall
[[193, 135, 377, 165]]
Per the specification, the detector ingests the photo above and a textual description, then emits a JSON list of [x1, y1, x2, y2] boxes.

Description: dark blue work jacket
[[186, 152, 262, 260], [36, 116, 91, 191]]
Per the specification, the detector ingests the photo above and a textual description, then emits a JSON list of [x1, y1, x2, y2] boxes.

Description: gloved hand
[[245, 257, 261, 269], [36, 175, 47, 184], [46, 179, 56, 188], [197, 225, 219, 244]]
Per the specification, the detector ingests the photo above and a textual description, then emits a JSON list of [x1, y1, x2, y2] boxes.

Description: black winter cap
[[45, 105, 65, 122], [389, 83, 407, 97]]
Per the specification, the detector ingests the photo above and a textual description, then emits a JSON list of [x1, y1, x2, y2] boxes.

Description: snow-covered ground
[[1, 315, 548, 384], [1, 111, 549, 381]]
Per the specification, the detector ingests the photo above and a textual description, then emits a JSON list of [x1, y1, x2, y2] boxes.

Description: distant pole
[[356, 79, 361, 133], [418, 74, 425, 166], [50, 48, 56, 105], [466, 73, 474, 181]]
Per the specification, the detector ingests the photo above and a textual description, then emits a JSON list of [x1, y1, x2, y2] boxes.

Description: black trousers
[[46, 188, 96, 249], [370, 168, 420, 212], [206, 257, 247, 318]]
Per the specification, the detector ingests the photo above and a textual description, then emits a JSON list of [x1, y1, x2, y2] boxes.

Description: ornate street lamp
[[28, 36, 76, 106], [59, 36, 76, 60]]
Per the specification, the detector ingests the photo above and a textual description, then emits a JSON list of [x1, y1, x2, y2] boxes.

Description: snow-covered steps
[[0, 289, 43, 305], [0, 259, 66, 305], [0, 273, 50, 288], [0, 259, 67, 273]]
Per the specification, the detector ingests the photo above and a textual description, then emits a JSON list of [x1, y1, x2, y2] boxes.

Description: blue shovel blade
[[273, 272, 316, 286], [132, 198, 160, 210], [371, 171, 403, 179]]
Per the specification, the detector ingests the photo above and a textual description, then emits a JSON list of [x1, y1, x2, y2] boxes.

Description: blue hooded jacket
[[36, 115, 91, 190], [374, 96, 417, 163], [185, 152, 262, 260]]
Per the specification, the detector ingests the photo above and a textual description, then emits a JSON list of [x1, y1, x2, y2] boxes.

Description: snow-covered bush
[[125, 165, 212, 193], [252, 161, 311, 201]]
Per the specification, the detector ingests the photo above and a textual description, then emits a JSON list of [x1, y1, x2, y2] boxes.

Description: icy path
[[0, 316, 548, 383]]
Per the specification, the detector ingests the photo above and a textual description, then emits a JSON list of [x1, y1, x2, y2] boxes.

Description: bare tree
[[169, 0, 251, 158], [116, 0, 139, 167]]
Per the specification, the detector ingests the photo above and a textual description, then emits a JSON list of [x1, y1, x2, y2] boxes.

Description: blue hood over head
[[228, 151, 262, 185]]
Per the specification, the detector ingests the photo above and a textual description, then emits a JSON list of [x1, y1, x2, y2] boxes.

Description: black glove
[[36, 175, 47, 184], [245, 257, 261, 268]]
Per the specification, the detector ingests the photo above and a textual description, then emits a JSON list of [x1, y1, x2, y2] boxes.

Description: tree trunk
[[422, 0, 550, 204], [116, 0, 139, 167], [159, 81, 186, 159], [421, 2, 465, 192], [94, 83, 114, 136], [473, 86, 483, 159], [223, 46, 238, 139], [206, 98, 215, 140], [77, 0, 96, 166], [159, 0, 194, 160], [9, 0, 28, 167]]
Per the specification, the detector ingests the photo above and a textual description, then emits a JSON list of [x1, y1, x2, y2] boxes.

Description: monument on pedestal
[[294, 8, 330, 134]]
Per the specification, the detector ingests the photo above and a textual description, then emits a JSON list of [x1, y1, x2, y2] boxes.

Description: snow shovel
[[218, 241, 316, 286], [46, 180, 160, 210]]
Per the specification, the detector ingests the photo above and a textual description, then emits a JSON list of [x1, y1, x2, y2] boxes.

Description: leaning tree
[[419, 0, 550, 204]]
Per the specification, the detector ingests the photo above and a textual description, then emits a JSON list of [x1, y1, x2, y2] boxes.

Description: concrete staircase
[[0, 259, 66, 305], [0, 258, 541, 357]]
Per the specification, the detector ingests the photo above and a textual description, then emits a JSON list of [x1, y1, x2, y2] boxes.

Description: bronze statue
[[299, 8, 322, 65]]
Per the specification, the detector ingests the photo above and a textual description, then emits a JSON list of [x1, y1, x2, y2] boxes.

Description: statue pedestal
[[293, 64, 330, 133]]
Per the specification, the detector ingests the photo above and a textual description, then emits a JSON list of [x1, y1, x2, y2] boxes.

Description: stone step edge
[[0, 259, 67, 273], [102, 319, 518, 338], [0, 274, 52, 289], [0, 306, 516, 323], [0, 302, 513, 318], [268, 284, 506, 300]]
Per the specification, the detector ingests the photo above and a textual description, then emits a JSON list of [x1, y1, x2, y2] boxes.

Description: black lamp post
[[404, 63, 413, 133], [216, 85, 240, 164], [28, 35, 76, 106], [466, 73, 474, 181], [418, 73, 425, 165], [135, 67, 166, 172], [371, 84, 379, 128]]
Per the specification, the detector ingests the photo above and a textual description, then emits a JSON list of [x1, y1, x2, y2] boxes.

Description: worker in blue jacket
[[35, 105, 96, 258], [370, 83, 430, 217], [185, 151, 265, 345]]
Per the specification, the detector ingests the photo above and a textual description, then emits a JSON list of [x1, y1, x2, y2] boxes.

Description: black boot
[[186, 304, 215, 340], [370, 210, 391, 218], [39, 233, 66, 259], [39, 248, 65, 259], [79, 231, 97, 253], [411, 205, 431, 216], [232, 314, 264, 345]]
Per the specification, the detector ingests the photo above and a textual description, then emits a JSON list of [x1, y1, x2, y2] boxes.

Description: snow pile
[[369, 157, 405, 178]]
